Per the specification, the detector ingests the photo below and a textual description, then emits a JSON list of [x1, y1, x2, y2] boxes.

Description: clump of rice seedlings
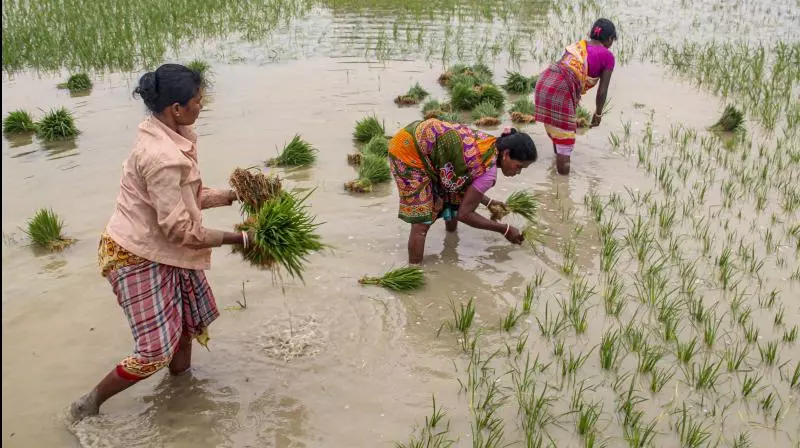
[[490, 190, 537, 221], [561, 349, 591, 382], [758, 340, 779, 366], [787, 360, 800, 388], [636, 344, 663, 374], [36, 108, 79, 141], [186, 59, 211, 80], [229, 167, 283, 215], [57, 73, 92, 92], [450, 82, 481, 110], [476, 84, 505, 109], [599, 329, 622, 370], [502, 71, 535, 94], [422, 99, 453, 119], [686, 357, 723, 390], [576, 106, 592, 128], [266, 134, 317, 167], [674, 405, 712, 448], [783, 325, 798, 343], [759, 392, 776, 413], [353, 114, 386, 143], [576, 401, 602, 436], [676, 337, 699, 365], [650, 367, 675, 393], [3, 110, 37, 134], [235, 190, 324, 281], [474, 117, 501, 127], [510, 112, 536, 124], [363, 135, 389, 157], [437, 111, 464, 124], [395, 82, 429, 106], [741, 373, 764, 398], [501, 307, 522, 332], [724, 343, 749, 372], [358, 266, 425, 292], [732, 432, 752, 448], [709, 105, 744, 133], [24, 208, 75, 251], [509, 98, 536, 124], [471, 101, 500, 120], [345, 154, 390, 193], [395, 395, 454, 448]]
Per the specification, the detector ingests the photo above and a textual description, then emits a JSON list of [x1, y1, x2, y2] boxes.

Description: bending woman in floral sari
[[389, 118, 538, 263], [534, 18, 617, 175]]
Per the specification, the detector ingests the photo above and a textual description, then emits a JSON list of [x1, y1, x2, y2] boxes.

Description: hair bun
[[133, 71, 158, 110]]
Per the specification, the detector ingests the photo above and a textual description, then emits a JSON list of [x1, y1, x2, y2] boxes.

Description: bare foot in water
[[69, 392, 99, 422]]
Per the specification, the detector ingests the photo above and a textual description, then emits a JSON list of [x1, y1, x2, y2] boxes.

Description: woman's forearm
[[595, 91, 607, 114], [458, 211, 507, 233]]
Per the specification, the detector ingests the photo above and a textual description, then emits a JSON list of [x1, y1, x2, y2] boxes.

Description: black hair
[[589, 18, 617, 42], [133, 64, 203, 113], [497, 128, 537, 162]]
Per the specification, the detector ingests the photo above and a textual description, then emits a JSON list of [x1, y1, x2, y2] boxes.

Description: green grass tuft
[[186, 59, 212, 85], [358, 153, 391, 184], [450, 82, 481, 110], [476, 84, 505, 109], [359, 266, 425, 291], [471, 101, 500, 120], [354, 114, 386, 143], [36, 108, 79, 141], [25, 208, 74, 251], [236, 190, 325, 280], [267, 134, 317, 167], [503, 71, 535, 94], [363, 135, 389, 157], [58, 73, 92, 91], [709, 105, 744, 132], [3, 110, 37, 134]]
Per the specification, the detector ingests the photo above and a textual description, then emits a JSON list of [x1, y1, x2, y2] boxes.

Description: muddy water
[[2, 54, 797, 448]]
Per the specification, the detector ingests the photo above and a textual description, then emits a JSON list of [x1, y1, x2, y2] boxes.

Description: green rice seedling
[[576, 106, 592, 128], [36, 108, 79, 141], [186, 59, 211, 84], [395, 395, 454, 448], [736, 306, 752, 328], [407, 83, 429, 101], [450, 82, 481, 110], [687, 357, 723, 391], [732, 432, 752, 448], [676, 337, 699, 365], [724, 343, 749, 372], [709, 105, 744, 133], [449, 297, 475, 335], [603, 273, 624, 317], [599, 234, 622, 273], [536, 302, 568, 338], [437, 112, 463, 124], [501, 307, 522, 332], [552, 339, 565, 358], [773, 305, 785, 327], [267, 134, 317, 167], [758, 340, 779, 366], [3, 110, 37, 134], [759, 392, 776, 413], [624, 323, 646, 354], [24, 208, 74, 251], [576, 401, 602, 436], [599, 329, 622, 370], [637, 343, 663, 374], [509, 97, 535, 115], [502, 71, 534, 94], [499, 190, 538, 222], [515, 332, 529, 356], [363, 135, 389, 157], [471, 101, 500, 120], [235, 190, 325, 281], [353, 115, 386, 143], [687, 296, 709, 324], [622, 415, 658, 448], [359, 266, 425, 292], [521, 281, 535, 314], [787, 360, 800, 388], [744, 323, 759, 344], [422, 99, 442, 115], [674, 404, 712, 448], [782, 325, 798, 343], [650, 367, 675, 393], [741, 373, 764, 398], [561, 348, 592, 382], [474, 84, 505, 110], [57, 73, 92, 92], [703, 312, 723, 348], [345, 154, 391, 193]]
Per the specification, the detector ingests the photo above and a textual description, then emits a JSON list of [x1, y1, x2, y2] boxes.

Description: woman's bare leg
[[408, 223, 431, 264], [168, 331, 193, 375], [445, 219, 458, 232], [556, 154, 571, 175], [69, 369, 138, 421]]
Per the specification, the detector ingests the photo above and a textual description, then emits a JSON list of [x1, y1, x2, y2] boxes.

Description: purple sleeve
[[602, 48, 615, 72], [471, 165, 497, 194]]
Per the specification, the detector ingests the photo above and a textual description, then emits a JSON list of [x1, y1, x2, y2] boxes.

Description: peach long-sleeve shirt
[[106, 116, 233, 270]]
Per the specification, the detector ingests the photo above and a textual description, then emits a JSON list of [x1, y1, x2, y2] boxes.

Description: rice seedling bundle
[[502, 71, 536, 94], [229, 167, 283, 215], [345, 153, 391, 193], [57, 73, 92, 92], [510, 112, 536, 124], [186, 59, 212, 85], [450, 82, 481, 110], [437, 112, 464, 124], [353, 114, 386, 143], [266, 134, 317, 167], [235, 190, 324, 280], [438, 63, 492, 88], [25, 208, 75, 251], [490, 190, 538, 221], [475, 117, 501, 127], [510, 97, 536, 123], [476, 84, 505, 109], [36, 108, 79, 141], [2, 110, 37, 134], [471, 101, 501, 120], [359, 266, 425, 291], [576, 106, 592, 128], [709, 105, 744, 132], [363, 135, 389, 157], [395, 83, 429, 106]]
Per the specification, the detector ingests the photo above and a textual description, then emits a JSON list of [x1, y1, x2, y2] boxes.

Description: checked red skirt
[[534, 64, 582, 135]]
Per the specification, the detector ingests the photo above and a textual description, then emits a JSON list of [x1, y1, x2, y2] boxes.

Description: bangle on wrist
[[241, 231, 249, 249], [503, 224, 511, 237], [486, 198, 493, 207]]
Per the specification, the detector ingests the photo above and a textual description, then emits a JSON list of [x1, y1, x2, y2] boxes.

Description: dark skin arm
[[457, 186, 523, 243], [592, 68, 613, 127]]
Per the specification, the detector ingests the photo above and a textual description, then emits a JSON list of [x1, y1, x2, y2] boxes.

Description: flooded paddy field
[[2, 0, 799, 446]]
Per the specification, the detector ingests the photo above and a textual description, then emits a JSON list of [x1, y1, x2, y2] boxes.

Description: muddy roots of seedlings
[[229, 167, 283, 215], [475, 117, 501, 127], [488, 202, 511, 221], [576, 106, 592, 128], [345, 154, 391, 193], [36, 108, 79, 141], [395, 83, 429, 106], [354, 114, 386, 143], [344, 179, 373, 193], [266, 134, 317, 167], [394, 95, 418, 106], [347, 152, 363, 166], [25, 208, 75, 251], [359, 266, 425, 292], [510, 112, 536, 124], [709, 105, 745, 132], [235, 190, 325, 280], [2, 110, 37, 134]]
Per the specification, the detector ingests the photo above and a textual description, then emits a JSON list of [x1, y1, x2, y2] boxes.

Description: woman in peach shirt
[[70, 64, 251, 420]]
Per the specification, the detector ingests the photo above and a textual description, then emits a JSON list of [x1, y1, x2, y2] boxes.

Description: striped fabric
[[108, 261, 219, 380], [534, 64, 582, 135]]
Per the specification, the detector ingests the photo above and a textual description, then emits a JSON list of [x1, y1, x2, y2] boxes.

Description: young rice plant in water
[[267, 134, 317, 167], [2, 110, 36, 134], [25, 208, 74, 251], [57, 73, 92, 92], [354, 115, 386, 143], [36, 108, 79, 141], [359, 266, 425, 292]]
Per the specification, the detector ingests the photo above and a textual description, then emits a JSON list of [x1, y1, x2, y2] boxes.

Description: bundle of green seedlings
[[576, 106, 592, 128], [36, 108, 79, 141], [472, 100, 501, 127], [235, 189, 325, 281], [502, 71, 538, 94], [25, 208, 75, 251], [266, 134, 317, 167], [437, 63, 493, 88], [489, 190, 538, 221], [451, 81, 505, 111], [358, 266, 425, 292], [229, 167, 283, 215], [347, 135, 388, 166], [509, 98, 536, 124], [345, 153, 391, 193], [394, 82, 429, 106], [2, 110, 37, 134], [186, 59, 212, 85], [709, 105, 744, 133], [353, 114, 386, 143], [57, 73, 92, 92], [421, 99, 454, 120]]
